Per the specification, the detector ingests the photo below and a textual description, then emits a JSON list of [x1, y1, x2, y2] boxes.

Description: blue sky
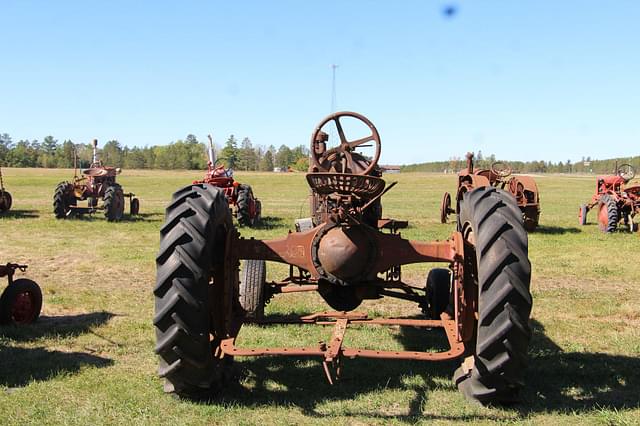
[[1, 1, 638, 165]]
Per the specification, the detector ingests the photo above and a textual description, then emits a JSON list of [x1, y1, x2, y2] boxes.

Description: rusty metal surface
[[220, 311, 465, 364]]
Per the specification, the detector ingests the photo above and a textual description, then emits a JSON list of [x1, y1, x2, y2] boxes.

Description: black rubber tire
[[0, 279, 43, 325], [454, 186, 532, 405], [154, 183, 236, 398], [423, 268, 452, 319], [578, 205, 588, 226], [53, 182, 77, 219], [522, 207, 539, 232], [236, 184, 256, 227], [318, 281, 363, 312], [130, 197, 140, 216], [0, 191, 12, 212], [598, 194, 618, 233], [239, 259, 266, 319], [104, 184, 125, 222]]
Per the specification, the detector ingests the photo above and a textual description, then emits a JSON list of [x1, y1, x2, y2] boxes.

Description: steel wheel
[[0, 279, 43, 325]]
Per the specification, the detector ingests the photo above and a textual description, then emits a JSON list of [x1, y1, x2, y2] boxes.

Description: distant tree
[[219, 135, 239, 169], [0, 133, 13, 165], [259, 150, 274, 171], [102, 140, 124, 166], [238, 137, 257, 171], [275, 145, 292, 169]]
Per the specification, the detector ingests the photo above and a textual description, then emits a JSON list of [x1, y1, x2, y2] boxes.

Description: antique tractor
[[579, 163, 639, 232], [53, 139, 139, 221], [0, 166, 12, 212], [0, 263, 42, 325], [191, 135, 261, 227], [441, 152, 541, 231], [154, 112, 533, 404]]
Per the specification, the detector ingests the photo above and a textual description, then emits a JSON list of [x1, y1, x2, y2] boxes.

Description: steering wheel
[[617, 164, 636, 181], [491, 161, 513, 178], [310, 111, 381, 175]]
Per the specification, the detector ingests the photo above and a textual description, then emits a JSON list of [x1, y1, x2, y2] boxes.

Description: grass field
[[1, 167, 639, 425]]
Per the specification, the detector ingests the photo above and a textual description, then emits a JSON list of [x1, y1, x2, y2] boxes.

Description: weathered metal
[[155, 111, 533, 404], [53, 139, 139, 221], [0, 166, 12, 212], [579, 162, 639, 232], [440, 152, 541, 231], [193, 134, 261, 227], [0, 263, 42, 325]]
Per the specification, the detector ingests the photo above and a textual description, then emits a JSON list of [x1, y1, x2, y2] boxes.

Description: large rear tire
[[154, 183, 238, 398], [104, 184, 125, 222], [53, 182, 76, 219], [454, 187, 532, 405], [236, 184, 257, 227], [0, 279, 43, 325], [239, 259, 266, 319], [597, 194, 618, 233]]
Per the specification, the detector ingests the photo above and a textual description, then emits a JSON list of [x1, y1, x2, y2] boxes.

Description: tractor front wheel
[[0, 279, 43, 325], [423, 268, 451, 320], [53, 182, 77, 219], [578, 205, 588, 225], [239, 259, 267, 320], [597, 194, 618, 233], [0, 191, 12, 212], [454, 187, 532, 405], [130, 197, 140, 216], [104, 185, 125, 221], [154, 183, 239, 398]]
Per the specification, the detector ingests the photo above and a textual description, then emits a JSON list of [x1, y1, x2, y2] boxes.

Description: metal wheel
[[0, 279, 43, 325], [440, 192, 452, 224]]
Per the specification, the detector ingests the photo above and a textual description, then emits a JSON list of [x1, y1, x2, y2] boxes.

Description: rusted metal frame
[[235, 227, 463, 279], [219, 312, 465, 366], [378, 289, 422, 303]]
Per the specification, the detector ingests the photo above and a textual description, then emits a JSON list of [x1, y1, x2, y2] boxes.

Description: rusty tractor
[[154, 111, 533, 404], [0, 263, 42, 325], [0, 166, 12, 212], [191, 134, 261, 227], [579, 163, 639, 233], [441, 152, 541, 231], [53, 139, 139, 221]]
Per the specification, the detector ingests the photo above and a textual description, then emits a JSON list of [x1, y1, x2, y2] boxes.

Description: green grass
[[1, 167, 639, 425]]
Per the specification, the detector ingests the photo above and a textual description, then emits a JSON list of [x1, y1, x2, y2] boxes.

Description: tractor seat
[[82, 168, 109, 177]]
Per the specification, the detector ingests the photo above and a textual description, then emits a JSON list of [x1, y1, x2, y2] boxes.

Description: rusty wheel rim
[[11, 291, 37, 324]]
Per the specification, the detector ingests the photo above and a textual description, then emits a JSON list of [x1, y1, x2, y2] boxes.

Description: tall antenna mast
[[331, 64, 339, 112]]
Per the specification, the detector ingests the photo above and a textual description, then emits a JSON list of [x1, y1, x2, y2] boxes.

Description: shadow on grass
[[518, 319, 640, 414], [58, 212, 161, 223], [243, 216, 285, 230], [534, 225, 581, 234], [185, 317, 640, 420], [0, 209, 40, 219], [0, 311, 116, 341], [0, 311, 116, 388], [0, 345, 113, 388]]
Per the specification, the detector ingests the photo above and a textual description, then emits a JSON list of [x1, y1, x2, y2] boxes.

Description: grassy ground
[[0, 167, 639, 425]]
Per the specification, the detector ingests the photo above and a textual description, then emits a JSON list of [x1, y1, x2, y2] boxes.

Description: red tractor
[[0, 263, 42, 325], [441, 152, 541, 231], [53, 140, 140, 221], [0, 166, 12, 212], [191, 135, 261, 227], [579, 163, 639, 233], [154, 112, 533, 405]]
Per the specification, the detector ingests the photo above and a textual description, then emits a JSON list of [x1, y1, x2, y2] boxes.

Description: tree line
[[401, 151, 640, 175], [0, 133, 310, 171]]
